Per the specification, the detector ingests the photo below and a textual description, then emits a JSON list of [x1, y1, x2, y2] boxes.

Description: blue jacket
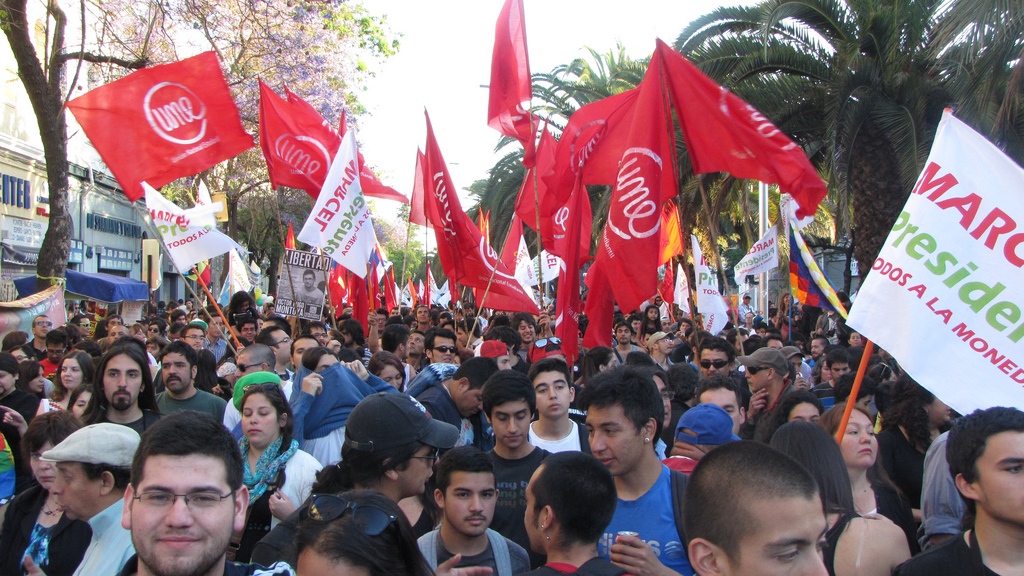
[[413, 365, 493, 452]]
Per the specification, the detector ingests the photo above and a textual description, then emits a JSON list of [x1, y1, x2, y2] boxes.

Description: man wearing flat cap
[[32, 423, 140, 576], [735, 347, 792, 443]]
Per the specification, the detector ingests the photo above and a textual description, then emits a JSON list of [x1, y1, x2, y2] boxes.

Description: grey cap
[[41, 423, 140, 467], [780, 346, 804, 360], [736, 347, 789, 374]]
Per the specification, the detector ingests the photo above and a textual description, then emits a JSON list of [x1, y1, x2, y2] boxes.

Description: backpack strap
[[668, 469, 688, 546], [417, 530, 440, 570], [577, 422, 592, 455], [486, 529, 512, 576]]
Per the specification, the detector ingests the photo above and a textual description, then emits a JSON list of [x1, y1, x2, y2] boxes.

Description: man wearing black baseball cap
[[249, 393, 460, 564], [736, 347, 792, 443]]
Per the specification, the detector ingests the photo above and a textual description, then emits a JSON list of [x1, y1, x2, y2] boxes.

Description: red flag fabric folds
[[581, 262, 615, 349], [659, 203, 684, 266], [423, 112, 540, 314], [554, 174, 587, 364], [655, 40, 825, 218], [285, 222, 296, 250], [513, 125, 556, 236], [487, 0, 536, 166], [259, 80, 339, 196], [593, 49, 678, 313], [67, 52, 253, 201]]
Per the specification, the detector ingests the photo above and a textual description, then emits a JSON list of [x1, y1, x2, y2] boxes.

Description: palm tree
[[676, 0, 1023, 276]]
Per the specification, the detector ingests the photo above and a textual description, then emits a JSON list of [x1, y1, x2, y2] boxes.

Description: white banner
[[298, 130, 377, 278], [734, 225, 778, 278], [692, 235, 729, 334], [513, 234, 538, 290], [438, 280, 451, 307], [143, 183, 244, 274], [781, 193, 815, 232], [531, 251, 562, 284], [428, 267, 441, 305], [847, 111, 1024, 415], [674, 263, 690, 315]]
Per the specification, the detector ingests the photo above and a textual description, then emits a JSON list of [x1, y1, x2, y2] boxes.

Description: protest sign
[[691, 235, 729, 334], [847, 111, 1024, 415], [276, 249, 332, 321], [734, 225, 778, 278], [297, 130, 377, 277]]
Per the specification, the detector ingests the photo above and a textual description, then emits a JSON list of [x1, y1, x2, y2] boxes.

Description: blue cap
[[675, 403, 741, 445]]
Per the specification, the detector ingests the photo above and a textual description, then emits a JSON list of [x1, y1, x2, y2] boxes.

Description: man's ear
[[233, 486, 250, 533], [434, 488, 445, 510], [688, 538, 729, 576], [99, 470, 118, 496], [955, 473, 978, 501], [121, 485, 134, 530], [458, 377, 471, 393]]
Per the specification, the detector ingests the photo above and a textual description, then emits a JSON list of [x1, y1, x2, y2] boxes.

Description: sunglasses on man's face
[[700, 359, 729, 370], [433, 346, 457, 354], [746, 365, 772, 375]]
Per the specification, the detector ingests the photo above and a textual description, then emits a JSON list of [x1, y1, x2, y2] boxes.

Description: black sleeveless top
[[824, 513, 857, 576]]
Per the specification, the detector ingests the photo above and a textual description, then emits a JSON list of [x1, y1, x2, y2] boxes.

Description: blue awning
[[15, 269, 148, 303]]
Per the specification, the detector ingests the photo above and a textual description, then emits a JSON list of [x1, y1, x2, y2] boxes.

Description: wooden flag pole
[[834, 340, 875, 444], [526, 112, 546, 310], [192, 266, 244, 350]]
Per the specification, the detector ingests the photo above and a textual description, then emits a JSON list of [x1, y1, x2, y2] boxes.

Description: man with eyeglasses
[[736, 348, 793, 443], [154, 341, 227, 419], [255, 326, 294, 386], [117, 412, 294, 576], [30, 423, 140, 576], [180, 322, 208, 354], [425, 328, 459, 366], [29, 315, 52, 361], [41, 330, 68, 380]]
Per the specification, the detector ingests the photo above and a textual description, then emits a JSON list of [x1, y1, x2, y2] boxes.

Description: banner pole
[[834, 340, 875, 444], [131, 203, 241, 349], [399, 218, 413, 301], [192, 266, 244, 350]]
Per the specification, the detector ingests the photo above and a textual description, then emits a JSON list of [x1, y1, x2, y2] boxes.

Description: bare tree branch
[[56, 51, 148, 68]]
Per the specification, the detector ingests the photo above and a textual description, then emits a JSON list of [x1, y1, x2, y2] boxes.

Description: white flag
[[193, 180, 218, 228], [691, 235, 729, 334], [781, 193, 816, 233], [532, 251, 562, 284], [438, 280, 451, 307], [144, 183, 245, 275], [847, 111, 1024, 415], [428, 267, 441, 304], [733, 225, 779, 278], [674, 263, 690, 315], [514, 234, 538, 289], [297, 130, 377, 278]]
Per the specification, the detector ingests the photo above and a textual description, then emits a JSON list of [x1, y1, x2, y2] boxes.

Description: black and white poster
[[276, 249, 332, 321]]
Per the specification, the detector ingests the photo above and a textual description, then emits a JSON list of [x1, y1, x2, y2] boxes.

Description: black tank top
[[823, 513, 856, 576]]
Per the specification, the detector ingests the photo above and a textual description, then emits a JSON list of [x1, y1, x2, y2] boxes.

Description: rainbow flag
[[789, 224, 847, 318]]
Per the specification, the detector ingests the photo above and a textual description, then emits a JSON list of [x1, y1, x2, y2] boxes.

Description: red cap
[[479, 340, 508, 358]]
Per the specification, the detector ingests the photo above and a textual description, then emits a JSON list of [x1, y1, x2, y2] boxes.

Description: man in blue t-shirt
[[580, 365, 693, 576]]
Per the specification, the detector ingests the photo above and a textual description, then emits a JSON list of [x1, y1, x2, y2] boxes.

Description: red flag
[[383, 268, 399, 312], [348, 271, 369, 333], [423, 112, 540, 314], [66, 52, 253, 201], [543, 87, 640, 201], [581, 262, 615, 349], [593, 49, 678, 313], [554, 174, 587, 364], [500, 215, 524, 269], [259, 80, 339, 196], [659, 203, 684, 265], [409, 150, 430, 227], [285, 222, 296, 250], [660, 264, 675, 307], [487, 0, 536, 166], [655, 40, 825, 218], [328, 263, 347, 309], [408, 278, 420, 309], [513, 124, 556, 232]]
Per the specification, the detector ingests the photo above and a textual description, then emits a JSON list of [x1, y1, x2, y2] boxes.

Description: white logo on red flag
[[274, 134, 331, 178], [607, 147, 663, 240], [144, 82, 209, 145]]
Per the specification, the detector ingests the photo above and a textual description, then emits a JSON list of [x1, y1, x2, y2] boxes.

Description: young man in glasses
[[419, 447, 530, 575], [116, 412, 294, 576], [736, 348, 793, 443], [527, 358, 590, 455]]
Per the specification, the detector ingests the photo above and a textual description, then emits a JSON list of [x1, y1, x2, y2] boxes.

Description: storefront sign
[[6, 217, 46, 246], [87, 213, 142, 238], [98, 247, 134, 271], [0, 173, 31, 209]]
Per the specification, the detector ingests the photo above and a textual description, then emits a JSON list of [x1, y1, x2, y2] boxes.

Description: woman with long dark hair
[[770, 422, 910, 576], [38, 351, 94, 414], [295, 490, 435, 576], [877, 375, 951, 519], [235, 380, 321, 562]]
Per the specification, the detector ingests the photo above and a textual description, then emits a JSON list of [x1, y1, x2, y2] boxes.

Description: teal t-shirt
[[156, 389, 227, 420]]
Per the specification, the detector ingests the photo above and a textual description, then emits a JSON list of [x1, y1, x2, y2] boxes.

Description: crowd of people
[[0, 288, 1019, 576]]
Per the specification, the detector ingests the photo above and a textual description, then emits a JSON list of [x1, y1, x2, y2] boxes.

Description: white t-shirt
[[529, 422, 581, 454]]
